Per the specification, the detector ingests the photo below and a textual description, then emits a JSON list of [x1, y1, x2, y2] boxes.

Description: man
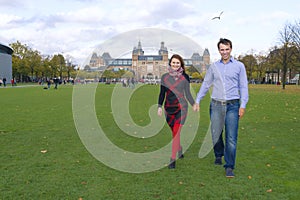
[[193, 38, 249, 178]]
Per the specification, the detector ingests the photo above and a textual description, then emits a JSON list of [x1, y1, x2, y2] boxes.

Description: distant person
[[122, 79, 126, 87], [130, 77, 135, 89], [157, 54, 196, 169], [193, 38, 249, 178], [11, 79, 15, 86], [3, 77, 6, 87], [47, 79, 51, 89], [53, 77, 58, 89], [0, 78, 2, 86]]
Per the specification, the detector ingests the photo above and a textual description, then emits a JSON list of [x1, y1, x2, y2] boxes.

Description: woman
[[157, 54, 195, 169]]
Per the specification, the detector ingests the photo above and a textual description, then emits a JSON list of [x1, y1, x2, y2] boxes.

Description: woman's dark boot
[[168, 158, 176, 169], [178, 146, 184, 159]]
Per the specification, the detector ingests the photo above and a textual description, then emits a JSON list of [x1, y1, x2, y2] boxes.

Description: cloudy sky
[[0, 0, 299, 66]]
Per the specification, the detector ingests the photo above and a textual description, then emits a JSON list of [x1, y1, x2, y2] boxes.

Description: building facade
[[0, 43, 13, 83], [89, 41, 210, 80]]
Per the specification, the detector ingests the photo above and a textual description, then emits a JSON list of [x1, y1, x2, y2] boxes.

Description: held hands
[[157, 107, 162, 116], [193, 103, 200, 112]]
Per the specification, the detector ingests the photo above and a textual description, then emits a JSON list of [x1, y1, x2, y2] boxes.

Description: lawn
[[0, 83, 299, 200]]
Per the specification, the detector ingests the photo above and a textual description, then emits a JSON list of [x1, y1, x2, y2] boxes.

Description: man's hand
[[193, 103, 200, 112], [239, 108, 245, 118]]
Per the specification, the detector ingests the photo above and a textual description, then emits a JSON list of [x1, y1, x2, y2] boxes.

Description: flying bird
[[211, 11, 223, 20]]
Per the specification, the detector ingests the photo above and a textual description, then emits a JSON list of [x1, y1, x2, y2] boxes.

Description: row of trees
[[238, 20, 300, 89], [10, 41, 77, 82]]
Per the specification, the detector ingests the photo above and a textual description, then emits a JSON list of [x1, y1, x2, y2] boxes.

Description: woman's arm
[[157, 84, 166, 116], [158, 84, 166, 107]]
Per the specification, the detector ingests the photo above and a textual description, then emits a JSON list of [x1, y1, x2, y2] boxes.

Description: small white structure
[[290, 74, 299, 85], [0, 43, 13, 83]]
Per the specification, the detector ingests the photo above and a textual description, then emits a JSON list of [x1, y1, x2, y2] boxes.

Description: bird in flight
[[211, 11, 223, 20]]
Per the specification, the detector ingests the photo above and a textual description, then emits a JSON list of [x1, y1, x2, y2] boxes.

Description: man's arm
[[239, 63, 249, 109], [239, 62, 249, 118], [194, 65, 214, 112]]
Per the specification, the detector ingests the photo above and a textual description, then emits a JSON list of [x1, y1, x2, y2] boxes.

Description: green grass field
[[0, 83, 299, 200]]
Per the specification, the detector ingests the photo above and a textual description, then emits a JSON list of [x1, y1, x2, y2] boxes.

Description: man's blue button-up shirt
[[195, 57, 249, 108]]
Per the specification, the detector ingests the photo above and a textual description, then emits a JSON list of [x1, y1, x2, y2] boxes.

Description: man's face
[[218, 43, 232, 61]]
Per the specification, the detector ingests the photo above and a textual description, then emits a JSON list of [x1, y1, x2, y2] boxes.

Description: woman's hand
[[157, 107, 162, 116]]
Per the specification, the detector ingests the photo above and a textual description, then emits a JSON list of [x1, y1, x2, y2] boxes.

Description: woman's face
[[170, 58, 181, 70]]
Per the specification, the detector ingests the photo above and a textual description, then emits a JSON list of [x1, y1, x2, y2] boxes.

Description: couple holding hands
[[157, 38, 249, 178]]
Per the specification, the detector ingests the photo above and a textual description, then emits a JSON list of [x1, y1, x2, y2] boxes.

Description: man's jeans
[[210, 99, 240, 169]]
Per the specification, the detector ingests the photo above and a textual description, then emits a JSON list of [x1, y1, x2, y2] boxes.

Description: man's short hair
[[218, 38, 232, 49]]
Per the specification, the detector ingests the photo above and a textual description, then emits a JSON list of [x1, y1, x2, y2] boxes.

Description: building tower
[[157, 42, 168, 78], [203, 48, 210, 65], [132, 41, 144, 80], [158, 41, 168, 60]]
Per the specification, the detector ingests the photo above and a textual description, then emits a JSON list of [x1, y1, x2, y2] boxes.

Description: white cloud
[[0, 0, 299, 65], [0, 0, 25, 7]]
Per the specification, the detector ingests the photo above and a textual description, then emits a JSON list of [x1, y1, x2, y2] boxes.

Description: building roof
[[0, 43, 13, 55], [203, 48, 210, 56], [102, 52, 112, 59], [191, 52, 202, 61]]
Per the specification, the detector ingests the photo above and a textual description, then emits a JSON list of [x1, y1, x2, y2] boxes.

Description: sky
[[0, 0, 299, 67]]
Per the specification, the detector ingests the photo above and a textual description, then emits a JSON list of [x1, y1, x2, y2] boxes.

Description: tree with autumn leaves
[[9, 41, 77, 83], [238, 20, 300, 89]]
